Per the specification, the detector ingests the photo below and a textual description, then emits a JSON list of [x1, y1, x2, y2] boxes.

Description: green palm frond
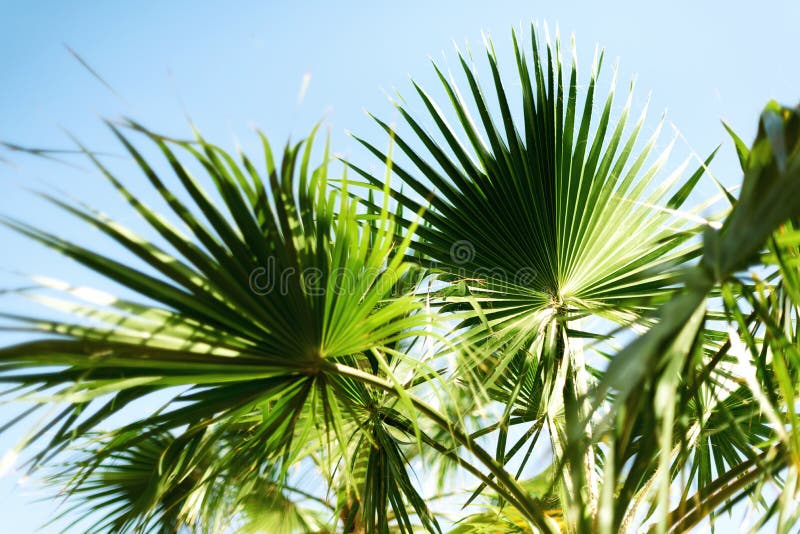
[[47, 432, 220, 534], [595, 101, 800, 533], [347, 25, 718, 531], [350, 26, 713, 347], [3, 21, 800, 534], [48, 430, 334, 534], [0, 121, 441, 532]]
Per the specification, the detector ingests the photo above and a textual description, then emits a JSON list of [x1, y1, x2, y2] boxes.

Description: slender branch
[[282, 484, 336, 512]]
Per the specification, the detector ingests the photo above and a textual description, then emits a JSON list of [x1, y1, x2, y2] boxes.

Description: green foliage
[[2, 24, 800, 534]]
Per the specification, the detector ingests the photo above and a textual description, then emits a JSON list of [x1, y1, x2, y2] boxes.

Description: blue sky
[[1, 1, 799, 531]]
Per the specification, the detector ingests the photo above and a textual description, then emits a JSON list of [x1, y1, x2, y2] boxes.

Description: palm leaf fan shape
[[0, 121, 439, 532], [47, 429, 334, 534], [350, 27, 712, 344], [348, 25, 715, 530], [47, 431, 227, 534]]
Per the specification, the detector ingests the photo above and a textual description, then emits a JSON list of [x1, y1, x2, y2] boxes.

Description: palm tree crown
[[2, 24, 800, 534]]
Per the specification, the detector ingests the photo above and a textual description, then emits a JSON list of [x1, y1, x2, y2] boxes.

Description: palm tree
[[2, 24, 800, 533]]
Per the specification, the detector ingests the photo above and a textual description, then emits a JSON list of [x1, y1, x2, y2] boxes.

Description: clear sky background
[[1, 1, 799, 532]]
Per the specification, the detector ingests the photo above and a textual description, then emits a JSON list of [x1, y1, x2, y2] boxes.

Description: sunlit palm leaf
[[595, 101, 800, 532], [0, 122, 438, 532], [349, 25, 715, 529], [350, 26, 711, 347]]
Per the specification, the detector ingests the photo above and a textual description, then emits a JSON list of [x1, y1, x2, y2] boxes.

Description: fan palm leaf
[[594, 101, 800, 532], [348, 25, 715, 530], [0, 121, 449, 532], [349, 27, 712, 344], [3, 21, 800, 534]]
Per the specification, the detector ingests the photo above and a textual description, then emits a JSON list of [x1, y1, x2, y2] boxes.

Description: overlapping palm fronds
[[2, 22, 800, 534], [0, 121, 460, 533], [349, 25, 718, 530], [592, 101, 800, 533]]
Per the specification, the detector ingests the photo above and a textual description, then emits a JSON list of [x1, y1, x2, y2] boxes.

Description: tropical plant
[[1, 24, 800, 534]]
